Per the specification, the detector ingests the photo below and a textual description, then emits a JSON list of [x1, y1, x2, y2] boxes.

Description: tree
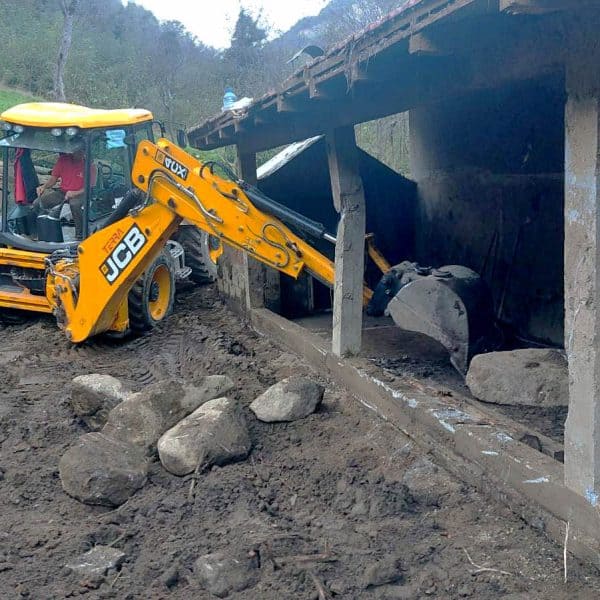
[[53, 0, 80, 101], [225, 8, 267, 69]]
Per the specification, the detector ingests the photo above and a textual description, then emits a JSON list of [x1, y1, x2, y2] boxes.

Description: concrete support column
[[217, 145, 280, 314], [564, 36, 600, 504], [326, 126, 366, 357]]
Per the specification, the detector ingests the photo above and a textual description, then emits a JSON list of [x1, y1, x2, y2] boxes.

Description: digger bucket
[[385, 265, 495, 375]]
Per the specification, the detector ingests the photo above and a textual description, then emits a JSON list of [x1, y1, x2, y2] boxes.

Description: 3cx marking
[[100, 224, 147, 284], [156, 150, 189, 180]]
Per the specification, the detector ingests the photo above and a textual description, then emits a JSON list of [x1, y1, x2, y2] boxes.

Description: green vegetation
[[0, 88, 39, 113]]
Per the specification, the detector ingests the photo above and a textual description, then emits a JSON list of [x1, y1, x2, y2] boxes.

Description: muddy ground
[[0, 284, 598, 599]]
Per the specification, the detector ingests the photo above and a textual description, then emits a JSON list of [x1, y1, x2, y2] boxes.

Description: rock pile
[[60, 374, 234, 506], [60, 372, 324, 512], [59, 370, 325, 595]]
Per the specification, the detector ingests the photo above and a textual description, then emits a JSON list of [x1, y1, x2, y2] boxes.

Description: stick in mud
[[463, 548, 513, 577], [308, 570, 332, 600]]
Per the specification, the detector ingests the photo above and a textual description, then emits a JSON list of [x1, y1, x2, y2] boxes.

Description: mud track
[[0, 284, 598, 599]]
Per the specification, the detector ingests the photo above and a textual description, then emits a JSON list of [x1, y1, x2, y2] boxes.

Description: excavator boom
[[131, 139, 338, 286]]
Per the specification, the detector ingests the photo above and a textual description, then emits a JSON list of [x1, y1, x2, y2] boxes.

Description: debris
[[564, 521, 570, 584], [70, 374, 131, 430], [307, 570, 332, 599], [466, 349, 568, 407], [158, 397, 252, 476], [250, 376, 324, 422], [194, 550, 260, 598], [59, 432, 148, 506], [462, 548, 513, 576], [65, 545, 125, 578], [102, 375, 234, 452]]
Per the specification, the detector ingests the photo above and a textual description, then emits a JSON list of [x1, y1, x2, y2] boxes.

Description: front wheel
[[172, 226, 220, 283], [128, 251, 175, 332]]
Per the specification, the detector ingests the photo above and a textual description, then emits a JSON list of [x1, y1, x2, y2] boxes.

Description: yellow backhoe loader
[[0, 102, 494, 373]]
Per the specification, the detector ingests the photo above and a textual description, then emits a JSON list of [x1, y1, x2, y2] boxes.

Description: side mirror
[[177, 129, 188, 148]]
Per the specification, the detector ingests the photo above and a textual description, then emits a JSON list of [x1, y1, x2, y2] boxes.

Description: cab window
[[90, 129, 131, 221]]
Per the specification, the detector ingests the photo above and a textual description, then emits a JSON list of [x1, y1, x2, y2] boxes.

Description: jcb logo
[[155, 150, 188, 180], [100, 225, 147, 285]]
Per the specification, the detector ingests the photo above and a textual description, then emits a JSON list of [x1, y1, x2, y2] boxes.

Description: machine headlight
[[0, 122, 12, 131], [65, 126, 79, 136], [50, 128, 63, 137], [12, 125, 24, 133]]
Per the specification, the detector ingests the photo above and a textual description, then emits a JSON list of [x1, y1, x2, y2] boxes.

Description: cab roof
[[0, 102, 153, 129]]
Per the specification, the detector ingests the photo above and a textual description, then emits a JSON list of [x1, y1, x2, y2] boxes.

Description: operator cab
[[0, 103, 155, 252]]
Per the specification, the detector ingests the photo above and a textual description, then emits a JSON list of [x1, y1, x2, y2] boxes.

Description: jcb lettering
[[124, 226, 145, 253], [103, 258, 120, 283], [100, 224, 147, 285], [113, 243, 132, 269]]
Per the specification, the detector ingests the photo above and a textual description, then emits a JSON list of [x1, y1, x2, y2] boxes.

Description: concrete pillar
[[217, 145, 280, 314], [326, 126, 366, 357], [564, 34, 600, 504]]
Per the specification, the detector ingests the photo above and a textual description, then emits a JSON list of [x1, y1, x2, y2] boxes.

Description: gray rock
[[466, 349, 568, 407], [59, 432, 148, 506], [102, 376, 234, 452], [194, 551, 259, 598], [250, 376, 324, 422], [363, 556, 404, 588], [158, 397, 251, 476], [65, 546, 125, 578], [71, 374, 131, 430]]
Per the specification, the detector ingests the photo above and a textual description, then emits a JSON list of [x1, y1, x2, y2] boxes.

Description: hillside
[[0, 0, 410, 173], [271, 0, 409, 60]]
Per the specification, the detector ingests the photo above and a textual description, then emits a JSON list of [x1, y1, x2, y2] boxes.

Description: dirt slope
[[0, 285, 598, 599]]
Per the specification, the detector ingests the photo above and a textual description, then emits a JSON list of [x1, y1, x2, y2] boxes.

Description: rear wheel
[[173, 226, 220, 283], [128, 251, 175, 332]]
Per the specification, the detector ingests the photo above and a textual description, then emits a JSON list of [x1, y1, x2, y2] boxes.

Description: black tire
[[128, 251, 175, 332], [173, 226, 219, 283]]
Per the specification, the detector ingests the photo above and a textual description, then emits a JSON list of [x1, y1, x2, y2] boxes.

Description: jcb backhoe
[[0, 102, 494, 373]]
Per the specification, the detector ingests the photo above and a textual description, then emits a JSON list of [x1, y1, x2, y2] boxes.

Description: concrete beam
[[238, 149, 280, 312], [216, 147, 281, 314], [564, 30, 600, 505], [326, 126, 366, 357]]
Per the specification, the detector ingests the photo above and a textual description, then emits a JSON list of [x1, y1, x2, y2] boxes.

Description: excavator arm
[[48, 138, 358, 342], [131, 139, 338, 286]]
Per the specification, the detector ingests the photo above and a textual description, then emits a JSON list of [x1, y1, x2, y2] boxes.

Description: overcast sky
[[127, 1, 329, 49]]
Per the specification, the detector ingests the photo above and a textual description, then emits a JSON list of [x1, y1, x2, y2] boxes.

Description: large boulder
[[59, 432, 148, 506], [250, 376, 324, 422], [466, 349, 568, 407], [194, 551, 260, 598], [71, 374, 131, 430], [158, 398, 252, 476], [102, 376, 234, 452]]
